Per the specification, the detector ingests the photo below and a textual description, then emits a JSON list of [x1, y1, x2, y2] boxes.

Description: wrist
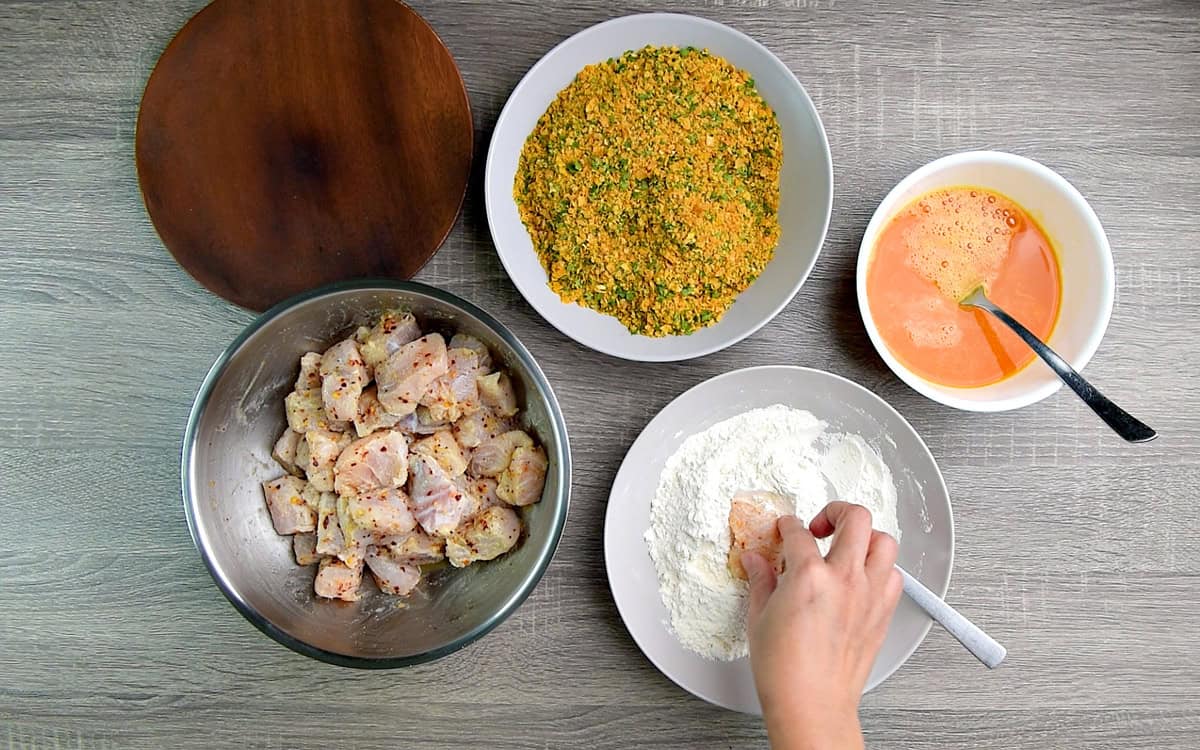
[[762, 699, 863, 750]]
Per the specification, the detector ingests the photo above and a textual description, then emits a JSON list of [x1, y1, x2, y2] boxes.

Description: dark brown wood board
[[135, 0, 474, 310]]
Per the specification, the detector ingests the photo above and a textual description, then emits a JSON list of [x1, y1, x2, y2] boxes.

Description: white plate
[[484, 14, 833, 361], [604, 366, 954, 713]]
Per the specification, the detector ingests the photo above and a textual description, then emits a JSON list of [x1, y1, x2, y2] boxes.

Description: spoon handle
[[971, 299, 1157, 443], [897, 566, 1006, 669]]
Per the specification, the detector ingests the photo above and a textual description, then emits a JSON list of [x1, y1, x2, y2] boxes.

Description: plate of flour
[[604, 366, 953, 713]]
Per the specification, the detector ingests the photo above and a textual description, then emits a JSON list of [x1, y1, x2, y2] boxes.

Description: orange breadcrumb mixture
[[514, 46, 782, 336]]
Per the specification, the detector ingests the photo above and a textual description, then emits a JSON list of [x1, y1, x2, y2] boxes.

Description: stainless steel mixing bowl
[[182, 280, 571, 667]]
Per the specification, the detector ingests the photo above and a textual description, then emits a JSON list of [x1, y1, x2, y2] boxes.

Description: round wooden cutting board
[[136, 0, 473, 311]]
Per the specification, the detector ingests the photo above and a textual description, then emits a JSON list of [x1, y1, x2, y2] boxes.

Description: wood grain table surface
[[2, 1, 1197, 747]]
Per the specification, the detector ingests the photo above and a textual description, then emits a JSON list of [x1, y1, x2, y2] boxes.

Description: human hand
[[742, 502, 903, 750]]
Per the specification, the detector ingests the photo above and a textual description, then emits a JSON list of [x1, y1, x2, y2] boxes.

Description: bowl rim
[[603, 364, 955, 711], [181, 278, 573, 668], [483, 11, 834, 362], [855, 150, 1115, 412]]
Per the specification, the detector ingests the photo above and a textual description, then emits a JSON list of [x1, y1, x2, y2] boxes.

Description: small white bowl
[[856, 151, 1114, 412], [485, 13, 832, 362]]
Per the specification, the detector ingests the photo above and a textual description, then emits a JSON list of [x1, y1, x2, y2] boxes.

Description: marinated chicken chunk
[[497, 445, 548, 507], [421, 347, 484, 422], [296, 352, 323, 390], [314, 557, 363, 601], [272, 429, 303, 476], [375, 334, 448, 416], [303, 428, 352, 492], [470, 430, 535, 477], [453, 408, 514, 449], [262, 476, 316, 535], [727, 490, 790, 581], [364, 546, 422, 596], [446, 505, 522, 567], [284, 389, 327, 433], [448, 333, 492, 369], [320, 339, 370, 422], [333, 430, 408, 495], [378, 529, 446, 565], [315, 492, 345, 557], [345, 487, 417, 537], [477, 372, 518, 417], [409, 453, 473, 537], [358, 309, 422, 369], [353, 385, 404, 437], [293, 532, 320, 565], [411, 430, 468, 477]]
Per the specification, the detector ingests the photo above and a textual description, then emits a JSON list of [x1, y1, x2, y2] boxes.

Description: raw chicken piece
[[272, 429, 303, 476], [335, 495, 368, 568], [320, 339, 370, 422], [285, 389, 326, 433], [420, 347, 484, 422], [446, 505, 522, 568], [375, 334, 448, 416], [727, 490, 790, 581], [262, 476, 316, 535], [293, 532, 321, 565], [408, 454, 474, 536], [346, 487, 417, 537], [411, 430, 468, 477], [295, 352, 323, 390], [303, 428, 352, 492], [300, 483, 323, 512], [377, 529, 446, 565], [333, 430, 409, 495], [453, 408, 514, 449], [359, 310, 421, 369], [315, 492, 345, 557], [314, 557, 363, 601], [353, 385, 404, 438], [477, 372, 518, 417], [449, 333, 492, 370], [497, 445, 548, 506], [457, 475, 502, 512], [469, 430, 534, 477], [364, 546, 422, 596]]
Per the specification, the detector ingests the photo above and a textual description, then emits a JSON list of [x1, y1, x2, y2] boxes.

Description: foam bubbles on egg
[[899, 188, 1022, 301]]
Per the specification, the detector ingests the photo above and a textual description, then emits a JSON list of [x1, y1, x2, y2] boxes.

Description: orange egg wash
[[866, 187, 1061, 388]]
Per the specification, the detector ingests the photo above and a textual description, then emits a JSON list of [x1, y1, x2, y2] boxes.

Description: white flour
[[644, 404, 901, 661]]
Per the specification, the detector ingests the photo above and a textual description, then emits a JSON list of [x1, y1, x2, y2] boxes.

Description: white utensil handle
[[897, 566, 1006, 669]]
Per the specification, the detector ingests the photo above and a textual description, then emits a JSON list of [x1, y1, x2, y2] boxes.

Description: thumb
[[743, 551, 777, 625]]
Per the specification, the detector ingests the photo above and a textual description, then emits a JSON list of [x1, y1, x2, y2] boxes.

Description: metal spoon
[[896, 565, 1006, 669], [960, 286, 1156, 443]]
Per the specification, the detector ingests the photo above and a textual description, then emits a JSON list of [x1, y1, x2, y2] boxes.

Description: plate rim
[[603, 364, 955, 711], [483, 12, 833, 362]]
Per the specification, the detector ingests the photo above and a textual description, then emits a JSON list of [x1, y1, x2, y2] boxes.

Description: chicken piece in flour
[[727, 490, 790, 581], [477, 372, 518, 417], [344, 487, 417, 537], [377, 529, 446, 565], [453, 408, 514, 449], [469, 430, 534, 477], [295, 352, 323, 390], [353, 385, 404, 438], [272, 429, 303, 476], [303, 428, 352, 492], [448, 333, 492, 370]]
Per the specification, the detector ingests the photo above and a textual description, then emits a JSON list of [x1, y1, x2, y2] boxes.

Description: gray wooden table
[[3, 1, 1198, 747]]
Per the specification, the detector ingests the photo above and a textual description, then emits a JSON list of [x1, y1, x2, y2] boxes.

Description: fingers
[[778, 516, 821, 568], [742, 551, 777, 626], [811, 502, 874, 569], [865, 530, 899, 576]]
